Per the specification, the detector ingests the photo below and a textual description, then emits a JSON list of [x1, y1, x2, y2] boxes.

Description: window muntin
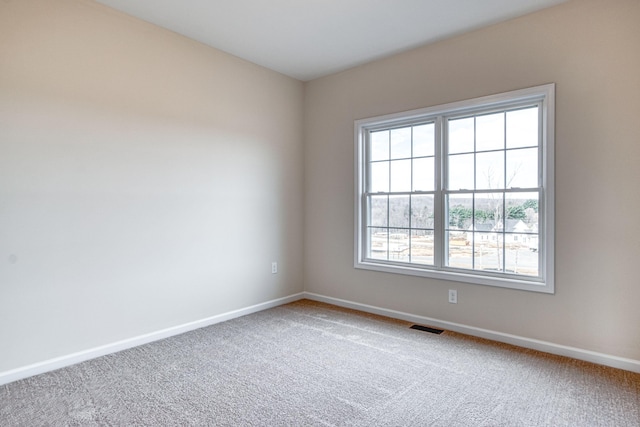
[[355, 85, 554, 293]]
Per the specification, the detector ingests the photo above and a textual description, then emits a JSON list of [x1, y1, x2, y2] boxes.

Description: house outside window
[[354, 84, 555, 293]]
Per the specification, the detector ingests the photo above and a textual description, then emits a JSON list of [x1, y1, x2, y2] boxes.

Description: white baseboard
[[303, 292, 640, 374], [0, 293, 305, 386], [3, 290, 638, 386]]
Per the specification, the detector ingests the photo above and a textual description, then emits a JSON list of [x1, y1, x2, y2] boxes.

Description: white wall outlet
[[448, 289, 457, 304], [271, 262, 278, 274]]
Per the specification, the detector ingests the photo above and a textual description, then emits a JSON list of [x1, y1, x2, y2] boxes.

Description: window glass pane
[[369, 195, 388, 227], [502, 218, 532, 273], [413, 123, 434, 157], [506, 192, 539, 234], [411, 229, 434, 265], [411, 194, 434, 229], [506, 192, 535, 221], [446, 194, 473, 231], [370, 161, 389, 192], [389, 229, 410, 261], [506, 148, 538, 188], [368, 227, 388, 260], [476, 151, 504, 190], [370, 130, 389, 161], [389, 228, 409, 262], [505, 234, 538, 276], [520, 232, 540, 276], [504, 193, 540, 275], [448, 117, 474, 154], [412, 157, 434, 192], [390, 159, 411, 192], [476, 112, 504, 152], [475, 192, 504, 227], [474, 233, 503, 272], [447, 153, 474, 190], [389, 195, 410, 228], [446, 230, 472, 269], [411, 195, 435, 264], [390, 127, 412, 159], [507, 107, 538, 149]]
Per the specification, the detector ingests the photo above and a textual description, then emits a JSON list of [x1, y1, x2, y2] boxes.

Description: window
[[355, 84, 554, 293]]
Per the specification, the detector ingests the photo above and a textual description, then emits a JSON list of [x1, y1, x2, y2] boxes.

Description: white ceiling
[[94, 0, 567, 81]]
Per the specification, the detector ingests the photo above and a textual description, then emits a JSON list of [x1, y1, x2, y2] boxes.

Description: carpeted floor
[[1, 300, 639, 426]]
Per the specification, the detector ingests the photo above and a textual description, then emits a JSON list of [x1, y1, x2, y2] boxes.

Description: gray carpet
[[1, 300, 639, 426]]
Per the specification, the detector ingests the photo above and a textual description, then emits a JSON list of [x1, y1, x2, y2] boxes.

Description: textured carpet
[[1, 300, 639, 426]]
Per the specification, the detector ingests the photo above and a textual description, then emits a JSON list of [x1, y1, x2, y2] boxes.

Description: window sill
[[355, 260, 554, 294]]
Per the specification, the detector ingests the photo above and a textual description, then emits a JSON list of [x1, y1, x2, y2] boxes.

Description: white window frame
[[354, 84, 555, 293]]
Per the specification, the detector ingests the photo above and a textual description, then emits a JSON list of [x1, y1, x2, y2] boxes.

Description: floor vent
[[410, 325, 444, 334]]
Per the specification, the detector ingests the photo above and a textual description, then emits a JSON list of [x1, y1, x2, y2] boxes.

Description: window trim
[[354, 84, 555, 293]]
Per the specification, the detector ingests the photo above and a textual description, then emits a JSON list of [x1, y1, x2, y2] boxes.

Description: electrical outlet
[[271, 262, 278, 274], [448, 289, 457, 304]]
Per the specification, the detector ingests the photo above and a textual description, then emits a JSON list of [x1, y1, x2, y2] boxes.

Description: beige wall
[[2, 0, 639, 376], [0, 0, 304, 372], [304, 0, 640, 361]]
